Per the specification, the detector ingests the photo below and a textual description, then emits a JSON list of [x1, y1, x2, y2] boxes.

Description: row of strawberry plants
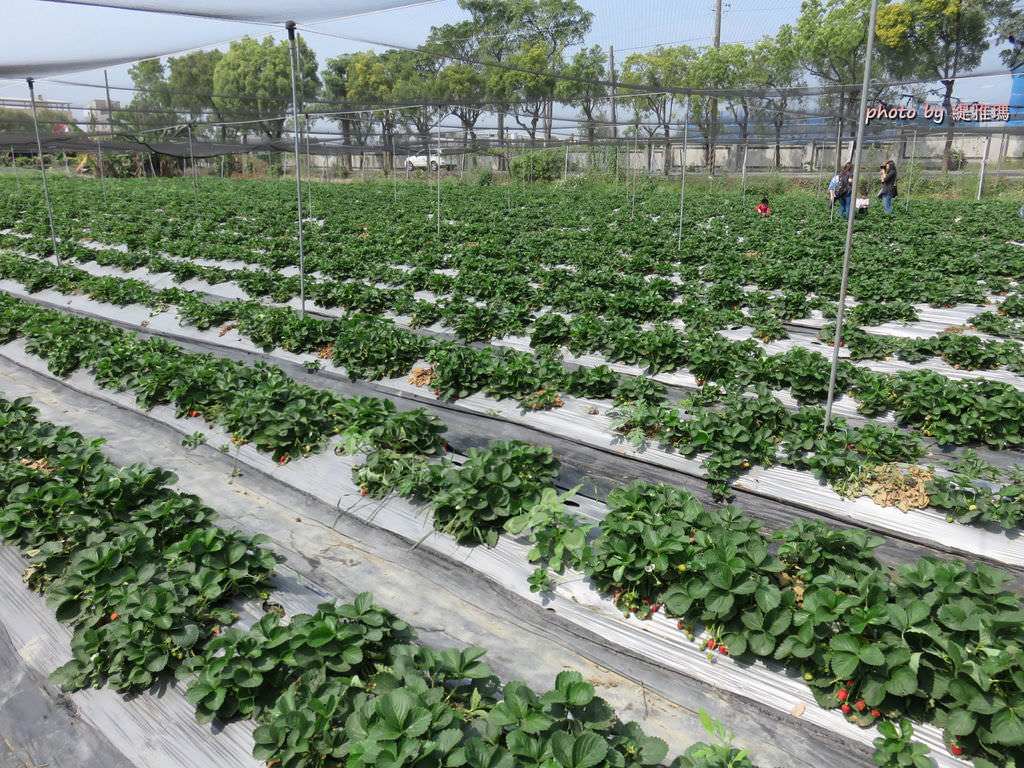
[[3, 178, 1020, 316], [0, 393, 756, 768], [544, 480, 1024, 767], [7, 227, 1023, 380], [0, 394, 281, 690], [4, 251, 1024, 456], [3, 257, 1022, 528], [4, 294, 1021, 765]]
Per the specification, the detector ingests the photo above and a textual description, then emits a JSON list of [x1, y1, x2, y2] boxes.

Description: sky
[[0, 0, 1017, 135]]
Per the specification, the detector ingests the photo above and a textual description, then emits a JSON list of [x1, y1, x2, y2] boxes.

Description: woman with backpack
[[835, 162, 854, 219], [878, 160, 898, 214]]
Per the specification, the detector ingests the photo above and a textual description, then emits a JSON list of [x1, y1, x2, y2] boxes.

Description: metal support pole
[[630, 129, 639, 218], [677, 99, 689, 250], [506, 138, 512, 213], [97, 137, 107, 205], [304, 114, 313, 219], [393, 135, 398, 203], [10, 146, 19, 193], [824, 0, 880, 431], [286, 21, 306, 319], [977, 133, 991, 201], [436, 120, 441, 238], [741, 141, 749, 206], [186, 124, 199, 211], [563, 142, 569, 181], [26, 78, 60, 264]]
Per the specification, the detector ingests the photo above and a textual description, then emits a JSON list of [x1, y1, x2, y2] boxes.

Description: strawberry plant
[[431, 441, 560, 546]]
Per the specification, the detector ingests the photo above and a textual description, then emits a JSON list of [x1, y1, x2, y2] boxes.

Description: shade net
[[0, 0, 437, 78]]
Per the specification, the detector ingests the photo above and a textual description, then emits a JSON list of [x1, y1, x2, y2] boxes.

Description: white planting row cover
[[0, 338, 964, 768], [29, 247, 1024, 395], [2, 280, 1021, 574]]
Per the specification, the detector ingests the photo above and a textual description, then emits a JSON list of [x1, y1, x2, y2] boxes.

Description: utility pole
[[709, 0, 722, 176], [609, 45, 617, 140]]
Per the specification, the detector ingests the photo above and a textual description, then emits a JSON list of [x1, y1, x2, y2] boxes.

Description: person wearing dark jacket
[[878, 160, 898, 214], [835, 162, 854, 219]]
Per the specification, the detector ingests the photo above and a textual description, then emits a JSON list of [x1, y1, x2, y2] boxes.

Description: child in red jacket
[[755, 197, 771, 217]]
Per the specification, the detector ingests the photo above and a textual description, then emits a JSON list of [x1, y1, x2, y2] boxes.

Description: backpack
[[834, 174, 851, 198]]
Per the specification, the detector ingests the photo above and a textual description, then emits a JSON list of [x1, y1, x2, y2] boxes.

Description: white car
[[405, 152, 457, 172]]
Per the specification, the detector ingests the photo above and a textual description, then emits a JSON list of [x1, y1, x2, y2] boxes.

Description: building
[[0, 95, 72, 113], [87, 99, 120, 134]]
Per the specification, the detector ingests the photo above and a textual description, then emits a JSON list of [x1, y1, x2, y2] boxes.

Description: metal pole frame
[[824, 0, 881, 431], [677, 98, 689, 251], [286, 21, 307, 319], [741, 140, 749, 207], [436, 120, 442, 238], [26, 78, 60, 264], [626, 126, 634, 217], [10, 145, 20, 193], [304, 113, 314, 219], [977, 133, 991, 201], [904, 130, 917, 212], [186, 123, 199, 212], [97, 137, 107, 205]]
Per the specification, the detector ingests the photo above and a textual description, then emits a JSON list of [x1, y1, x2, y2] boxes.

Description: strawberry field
[[1, 174, 1023, 768]]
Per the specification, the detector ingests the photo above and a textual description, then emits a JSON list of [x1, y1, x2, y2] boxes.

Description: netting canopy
[[0, 0, 438, 78]]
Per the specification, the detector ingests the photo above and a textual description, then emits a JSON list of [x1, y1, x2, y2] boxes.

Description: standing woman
[[879, 160, 898, 214]]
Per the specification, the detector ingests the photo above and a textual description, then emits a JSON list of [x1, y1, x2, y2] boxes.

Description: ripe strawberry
[[870, 709, 881, 718], [651, 604, 660, 613], [951, 744, 964, 756], [642, 599, 650, 605], [719, 645, 728, 656], [360, 489, 367, 495], [841, 703, 851, 715], [837, 689, 848, 701], [110, 612, 119, 620], [855, 700, 866, 711], [706, 638, 716, 650], [677, 620, 685, 630]]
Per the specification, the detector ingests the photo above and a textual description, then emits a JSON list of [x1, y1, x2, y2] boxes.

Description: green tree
[[717, 43, 766, 168], [877, 0, 1022, 170], [622, 46, 693, 175], [427, 21, 487, 150], [491, 43, 559, 142], [555, 45, 607, 144], [212, 34, 319, 141], [117, 59, 177, 137], [459, 0, 532, 149], [794, 0, 877, 172], [519, 0, 593, 139], [687, 46, 732, 173], [167, 49, 225, 138], [345, 49, 409, 170], [322, 53, 374, 172], [754, 29, 803, 169]]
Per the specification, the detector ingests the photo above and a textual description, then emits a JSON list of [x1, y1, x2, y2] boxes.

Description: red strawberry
[[855, 700, 866, 711], [434, 389, 440, 395], [719, 645, 728, 656], [651, 604, 660, 613], [837, 689, 848, 701], [841, 703, 851, 714], [677, 621, 685, 630], [109, 612, 119, 620], [642, 599, 650, 605], [707, 638, 716, 650], [870, 709, 881, 718], [951, 744, 964, 756], [360, 489, 367, 495]]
